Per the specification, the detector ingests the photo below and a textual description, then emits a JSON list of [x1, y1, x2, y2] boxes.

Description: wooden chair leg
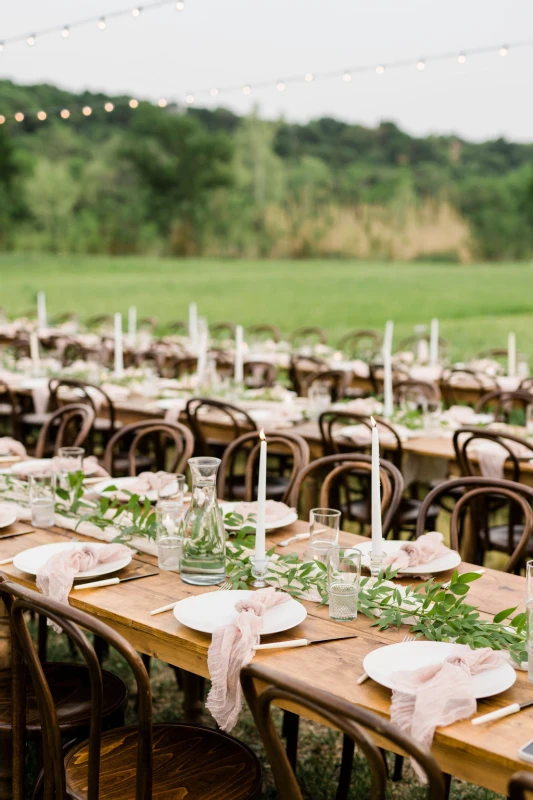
[[392, 754, 404, 782], [181, 670, 205, 724], [443, 772, 452, 799], [335, 734, 355, 800], [282, 710, 300, 769], [93, 635, 109, 664], [37, 614, 48, 662]]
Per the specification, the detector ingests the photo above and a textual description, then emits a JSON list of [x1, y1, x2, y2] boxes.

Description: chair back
[[0, 379, 20, 438], [247, 324, 281, 343], [453, 427, 533, 483], [218, 430, 309, 503], [395, 334, 450, 361], [289, 326, 327, 349], [103, 419, 194, 476], [519, 377, 533, 393], [243, 361, 277, 389], [241, 663, 446, 800], [319, 411, 404, 469], [186, 397, 257, 457], [288, 355, 327, 396], [167, 320, 187, 336], [415, 476, 533, 572], [35, 403, 95, 458], [139, 316, 158, 332], [86, 314, 113, 331], [368, 362, 409, 395], [440, 369, 497, 406], [289, 452, 403, 534], [394, 379, 440, 403], [48, 378, 118, 437], [302, 370, 348, 402], [337, 329, 382, 361], [166, 354, 199, 378], [0, 577, 152, 800], [509, 771, 533, 800], [475, 389, 533, 424], [210, 321, 236, 340]]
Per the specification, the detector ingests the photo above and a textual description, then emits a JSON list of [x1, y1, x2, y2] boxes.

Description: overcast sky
[[1, 0, 532, 142]]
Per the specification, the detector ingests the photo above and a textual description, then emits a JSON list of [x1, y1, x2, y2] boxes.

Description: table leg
[[181, 670, 206, 725]]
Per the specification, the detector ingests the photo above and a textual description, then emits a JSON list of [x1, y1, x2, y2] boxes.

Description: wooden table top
[[1, 515, 532, 794]]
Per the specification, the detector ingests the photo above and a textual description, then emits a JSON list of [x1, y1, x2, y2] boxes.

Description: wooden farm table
[[1, 516, 532, 795]]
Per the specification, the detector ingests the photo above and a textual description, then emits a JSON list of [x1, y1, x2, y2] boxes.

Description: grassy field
[[1, 254, 533, 361]]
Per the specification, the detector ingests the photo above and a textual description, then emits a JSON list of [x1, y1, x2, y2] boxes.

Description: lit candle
[[128, 306, 137, 339], [29, 331, 40, 368], [370, 417, 382, 557], [429, 318, 439, 366], [114, 312, 124, 377], [254, 429, 267, 565], [189, 302, 198, 350], [37, 291, 47, 330], [508, 332, 516, 377], [234, 324, 244, 384]]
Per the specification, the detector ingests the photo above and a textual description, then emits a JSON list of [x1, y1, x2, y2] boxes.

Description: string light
[[343, 71, 351, 82], [97, 17, 106, 30], [158, 98, 167, 107], [242, 85, 251, 95], [176, 0, 185, 9], [416, 59, 425, 71], [186, 94, 195, 104], [0, 43, 4, 53], [305, 72, 314, 82], [60, 109, 70, 119], [61, 26, 70, 38], [82, 106, 92, 116], [27, 35, 36, 46], [458, 52, 467, 64], [0, 116, 4, 125], [277, 81, 285, 92], [37, 110, 47, 120], [131, 7, 141, 17], [14, 113, 24, 122], [376, 64, 385, 75], [210, 88, 219, 97], [499, 45, 508, 56], [104, 102, 114, 112], [129, 98, 139, 108]]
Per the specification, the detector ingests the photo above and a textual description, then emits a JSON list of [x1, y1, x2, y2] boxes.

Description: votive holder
[[250, 555, 271, 588], [369, 550, 384, 578]]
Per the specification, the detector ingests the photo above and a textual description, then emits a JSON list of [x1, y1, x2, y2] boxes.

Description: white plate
[[155, 398, 187, 411], [9, 459, 98, 478], [92, 476, 158, 503], [356, 540, 461, 575], [173, 589, 307, 635], [363, 640, 516, 699], [0, 504, 17, 529], [13, 541, 132, 579], [220, 502, 298, 532]]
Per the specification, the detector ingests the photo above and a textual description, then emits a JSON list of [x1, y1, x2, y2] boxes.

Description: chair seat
[[486, 524, 532, 556], [65, 723, 262, 800], [226, 475, 290, 502], [94, 417, 123, 431], [0, 662, 127, 737], [21, 412, 52, 426], [348, 498, 440, 529]]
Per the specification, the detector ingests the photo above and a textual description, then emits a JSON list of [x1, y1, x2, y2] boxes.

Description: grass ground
[[1, 254, 533, 361]]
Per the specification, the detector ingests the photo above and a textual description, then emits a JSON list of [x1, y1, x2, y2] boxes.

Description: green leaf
[[493, 606, 518, 624], [456, 571, 483, 584], [448, 583, 469, 596]]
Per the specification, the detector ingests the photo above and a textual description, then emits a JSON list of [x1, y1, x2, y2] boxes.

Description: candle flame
[[370, 416, 376, 427], [259, 429, 266, 441]]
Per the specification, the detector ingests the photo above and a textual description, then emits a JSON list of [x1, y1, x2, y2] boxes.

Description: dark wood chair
[[319, 411, 439, 536], [61, 341, 99, 368], [0, 379, 21, 438], [51, 312, 78, 326], [393, 379, 441, 404], [302, 369, 349, 402], [1, 578, 262, 800], [476, 347, 509, 364], [49, 378, 121, 451], [166, 354, 199, 378], [440, 368, 498, 406], [86, 314, 113, 330], [241, 663, 446, 800], [289, 326, 328, 349], [475, 389, 533, 424], [34, 403, 95, 458], [243, 360, 277, 389], [210, 321, 236, 340], [167, 320, 188, 335], [186, 398, 257, 458], [288, 355, 328, 396], [337, 329, 382, 361], [138, 316, 158, 331], [519, 377, 533, 393], [103, 419, 194, 477], [509, 771, 533, 800], [247, 324, 281, 343], [218, 430, 309, 503], [11, 337, 31, 360], [395, 333, 451, 362], [368, 362, 410, 396], [416, 476, 533, 574], [453, 428, 533, 567]]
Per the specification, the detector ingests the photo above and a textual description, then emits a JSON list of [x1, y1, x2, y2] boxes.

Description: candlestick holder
[[250, 555, 271, 588], [369, 551, 384, 578]]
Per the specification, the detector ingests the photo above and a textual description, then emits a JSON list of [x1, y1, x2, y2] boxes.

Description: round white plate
[[356, 540, 461, 575], [363, 640, 516, 699], [173, 589, 307, 635], [10, 459, 98, 478], [92, 476, 158, 503], [155, 398, 187, 411], [220, 502, 298, 532], [13, 541, 132, 580], [0, 504, 17, 529]]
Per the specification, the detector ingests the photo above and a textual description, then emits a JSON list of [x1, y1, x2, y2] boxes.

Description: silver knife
[[73, 572, 158, 590], [472, 699, 533, 725]]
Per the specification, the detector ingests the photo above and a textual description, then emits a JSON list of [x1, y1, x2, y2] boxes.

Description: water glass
[[156, 501, 183, 571], [423, 399, 443, 433], [526, 561, 533, 602], [157, 473, 186, 504], [307, 382, 331, 421], [305, 508, 341, 563], [327, 546, 361, 622], [527, 597, 533, 683], [57, 446, 85, 488], [29, 473, 56, 528]]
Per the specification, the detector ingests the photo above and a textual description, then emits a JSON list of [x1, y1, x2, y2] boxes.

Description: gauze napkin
[[0, 438, 26, 458], [383, 531, 448, 572], [233, 500, 293, 524]]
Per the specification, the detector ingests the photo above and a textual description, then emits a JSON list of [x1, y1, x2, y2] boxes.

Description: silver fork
[[217, 579, 232, 591], [357, 634, 415, 685]]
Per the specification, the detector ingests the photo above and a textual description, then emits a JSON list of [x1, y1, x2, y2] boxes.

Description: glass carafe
[[180, 457, 226, 586]]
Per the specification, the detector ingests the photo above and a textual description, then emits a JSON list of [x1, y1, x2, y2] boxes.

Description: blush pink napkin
[[383, 531, 448, 572], [390, 644, 509, 781], [233, 500, 293, 524], [36, 542, 132, 606], [115, 471, 176, 500], [206, 587, 290, 731], [474, 439, 532, 480], [0, 438, 26, 458]]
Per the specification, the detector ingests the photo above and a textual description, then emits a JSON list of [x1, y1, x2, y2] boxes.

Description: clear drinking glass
[[304, 508, 341, 563], [327, 546, 361, 622], [156, 501, 183, 571], [423, 399, 443, 433], [57, 446, 85, 489], [526, 560, 533, 602], [527, 597, 533, 682], [307, 382, 331, 421], [157, 473, 186, 504], [29, 472, 56, 528], [180, 457, 226, 586]]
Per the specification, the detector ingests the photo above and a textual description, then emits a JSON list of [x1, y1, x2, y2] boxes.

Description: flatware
[[150, 578, 233, 615], [472, 699, 533, 725], [254, 633, 357, 651], [0, 529, 36, 540], [217, 579, 232, 591], [278, 532, 310, 547], [357, 634, 414, 684], [73, 572, 158, 590], [0, 557, 13, 566]]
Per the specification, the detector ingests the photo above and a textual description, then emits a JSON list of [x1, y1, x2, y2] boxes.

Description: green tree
[[25, 159, 79, 251]]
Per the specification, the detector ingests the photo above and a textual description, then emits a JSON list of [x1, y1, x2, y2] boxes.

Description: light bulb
[[458, 53, 467, 64], [499, 46, 508, 57], [37, 110, 47, 121], [0, 43, 4, 53], [15, 112, 24, 122], [60, 109, 70, 119], [186, 94, 195, 104], [104, 102, 114, 112], [210, 88, 219, 97], [98, 18, 106, 30], [416, 59, 425, 71], [132, 7, 141, 17], [129, 98, 139, 108], [343, 71, 351, 82], [158, 98, 167, 107], [27, 35, 36, 46], [242, 85, 251, 95], [176, 0, 185, 9], [82, 106, 92, 116], [376, 64, 385, 75], [61, 26, 69, 38], [277, 81, 285, 92], [0, 116, 5, 125], [305, 72, 313, 82]]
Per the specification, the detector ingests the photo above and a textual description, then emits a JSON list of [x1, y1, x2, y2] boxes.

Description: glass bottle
[[180, 457, 226, 586]]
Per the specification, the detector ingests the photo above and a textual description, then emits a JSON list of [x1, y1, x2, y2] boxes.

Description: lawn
[[1, 254, 533, 361]]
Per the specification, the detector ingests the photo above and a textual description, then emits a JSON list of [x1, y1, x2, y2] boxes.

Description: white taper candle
[[429, 318, 439, 366], [189, 302, 198, 350], [254, 429, 267, 564], [37, 291, 47, 330], [235, 324, 244, 384], [370, 417, 383, 557], [114, 312, 124, 377], [508, 332, 516, 377]]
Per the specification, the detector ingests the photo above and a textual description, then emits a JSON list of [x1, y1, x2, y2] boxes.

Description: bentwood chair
[[395, 334, 451, 362], [243, 360, 278, 389], [509, 771, 533, 799], [186, 398, 257, 458], [1, 579, 262, 800], [217, 430, 309, 503], [167, 320, 188, 336], [440, 369, 498, 407], [241, 663, 446, 800], [51, 311, 78, 326], [86, 314, 114, 331], [247, 324, 281, 343], [289, 326, 328, 349], [139, 316, 158, 332], [34, 403, 95, 458], [49, 378, 121, 449], [210, 321, 236, 340], [519, 377, 533, 393], [415, 476, 533, 573], [393, 379, 441, 404], [475, 389, 533, 424], [302, 369, 349, 402], [288, 355, 328, 396], [0, 379, 21, 438], [368, 362, 410, 396], [103, 419, 194, 477], [337, 329, 382, 361]]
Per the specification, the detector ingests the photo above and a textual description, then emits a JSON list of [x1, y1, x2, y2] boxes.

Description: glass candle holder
[[157, 473, 186, 504], [304, 507, 341, 563]]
